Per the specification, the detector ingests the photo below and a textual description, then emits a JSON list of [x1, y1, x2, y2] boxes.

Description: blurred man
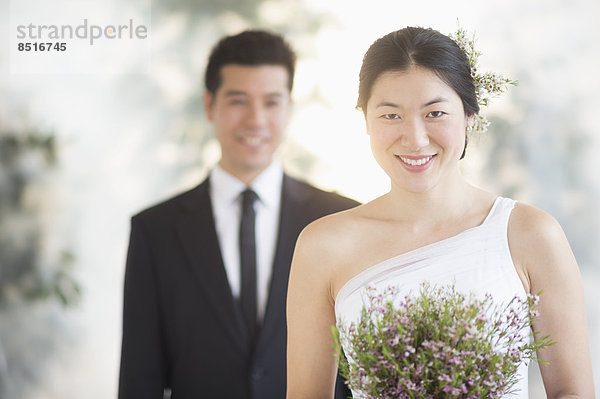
[[118, 30, 357, 399]]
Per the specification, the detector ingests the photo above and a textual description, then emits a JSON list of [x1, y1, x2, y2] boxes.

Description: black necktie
[[239, 189, 258, 343]]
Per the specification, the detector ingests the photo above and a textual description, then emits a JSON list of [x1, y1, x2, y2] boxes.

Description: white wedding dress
[[335, 197, 530, 398]]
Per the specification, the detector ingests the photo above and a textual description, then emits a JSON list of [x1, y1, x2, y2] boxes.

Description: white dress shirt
[[209, 161, 283, 322]]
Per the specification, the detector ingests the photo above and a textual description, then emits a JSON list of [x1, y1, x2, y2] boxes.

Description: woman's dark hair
[[357, 27, 478, 115], [357, 27, 478, 158], [204, 30, 296, 95]]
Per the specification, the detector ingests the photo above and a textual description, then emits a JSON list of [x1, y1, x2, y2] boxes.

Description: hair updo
[[358, 26, 481, 115]]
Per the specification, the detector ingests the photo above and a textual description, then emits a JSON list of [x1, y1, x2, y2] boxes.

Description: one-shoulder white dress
[[335, 197, 530, 398]]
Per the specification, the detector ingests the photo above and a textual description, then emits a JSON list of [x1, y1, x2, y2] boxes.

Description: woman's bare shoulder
[[509, 202, 566, 244], [293, 205, 381, 277], [296, 205, 367, 256], [508, 202, 576, 291]]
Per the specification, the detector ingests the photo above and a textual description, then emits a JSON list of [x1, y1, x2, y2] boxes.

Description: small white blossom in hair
[[450, 27, 516, 134]]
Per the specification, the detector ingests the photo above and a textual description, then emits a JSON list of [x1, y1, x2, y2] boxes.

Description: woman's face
[[365, 66, 471, 194]]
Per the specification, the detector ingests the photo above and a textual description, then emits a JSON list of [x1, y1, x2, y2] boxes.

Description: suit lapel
[[176, 179, 249, 353], [256, 176, 310, 350]]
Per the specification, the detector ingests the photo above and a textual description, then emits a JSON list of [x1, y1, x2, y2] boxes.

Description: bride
[[286, 27, 594, 398]]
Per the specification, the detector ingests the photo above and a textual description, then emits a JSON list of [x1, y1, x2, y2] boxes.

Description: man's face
[[204, 64, 291, 183]]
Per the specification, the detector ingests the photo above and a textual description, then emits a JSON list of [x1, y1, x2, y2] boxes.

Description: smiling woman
[[286, 26, 595, 399], [365, 68, 470, 193]]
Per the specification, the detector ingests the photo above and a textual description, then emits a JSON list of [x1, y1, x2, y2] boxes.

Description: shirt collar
[[210, 160, 283, 207], [250, 160, 283, 208]]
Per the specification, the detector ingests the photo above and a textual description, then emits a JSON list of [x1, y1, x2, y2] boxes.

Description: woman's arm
[[509, 204, 595, 398], [286, 220, 342, 399]]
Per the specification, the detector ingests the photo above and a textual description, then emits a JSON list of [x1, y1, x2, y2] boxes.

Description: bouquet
[[332, 283, 553, 399]]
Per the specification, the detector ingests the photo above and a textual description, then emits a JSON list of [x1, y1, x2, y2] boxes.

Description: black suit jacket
[[119, 174, 358, 398]]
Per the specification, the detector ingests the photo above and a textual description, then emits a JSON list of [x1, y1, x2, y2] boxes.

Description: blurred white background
[[1, 0, 598, 397]]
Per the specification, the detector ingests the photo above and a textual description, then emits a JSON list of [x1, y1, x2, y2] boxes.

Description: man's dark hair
[[204, 30, 296, 94]]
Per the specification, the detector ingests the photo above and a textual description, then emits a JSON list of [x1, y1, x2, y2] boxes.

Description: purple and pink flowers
[[333, 283, 553, 399]]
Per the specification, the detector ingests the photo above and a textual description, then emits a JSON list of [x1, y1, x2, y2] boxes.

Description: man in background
[[118, 30, 357, 398]]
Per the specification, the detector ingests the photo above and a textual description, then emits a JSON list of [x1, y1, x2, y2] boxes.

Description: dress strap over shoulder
[[481, 196, 516, 233]]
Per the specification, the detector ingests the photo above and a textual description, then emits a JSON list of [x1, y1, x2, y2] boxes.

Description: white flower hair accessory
[[450, 27, 517, 134]]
